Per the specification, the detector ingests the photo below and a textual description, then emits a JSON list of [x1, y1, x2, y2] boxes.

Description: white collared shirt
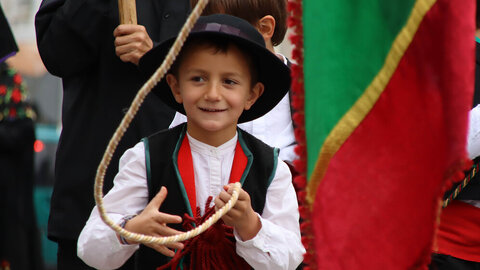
[[77, 132, 304, 270], [169, 55, 297, 163]]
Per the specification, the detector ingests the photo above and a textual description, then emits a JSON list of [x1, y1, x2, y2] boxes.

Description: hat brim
[[139, 25, 291, 124]]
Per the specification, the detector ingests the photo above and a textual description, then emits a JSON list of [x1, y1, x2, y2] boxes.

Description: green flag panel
[[303, 0, 416, 178]]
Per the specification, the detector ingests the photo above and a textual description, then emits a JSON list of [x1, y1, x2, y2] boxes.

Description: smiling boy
[[77, 14, 304, 270], [166, 41, 264, 148]]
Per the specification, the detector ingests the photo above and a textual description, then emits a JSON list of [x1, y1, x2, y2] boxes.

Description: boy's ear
[[257, 15, 275, 41], [166, 74, 183, 104], [245, 82, 264, 110]]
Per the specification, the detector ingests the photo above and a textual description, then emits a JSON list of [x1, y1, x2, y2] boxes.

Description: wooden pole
[[118, 0, 137, 24]]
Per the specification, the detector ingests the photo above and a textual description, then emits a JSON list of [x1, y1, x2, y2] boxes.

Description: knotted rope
[[93, 0, 241, 245]]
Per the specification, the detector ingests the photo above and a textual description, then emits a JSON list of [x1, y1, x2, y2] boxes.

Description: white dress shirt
[[467, 104, 480, 160], [77, 132, 304, 270], [169, 55, 297, 163]]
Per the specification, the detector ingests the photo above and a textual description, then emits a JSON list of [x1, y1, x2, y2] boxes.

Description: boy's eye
[[191, 76, 205, 82], [223, 79, 237, 85]]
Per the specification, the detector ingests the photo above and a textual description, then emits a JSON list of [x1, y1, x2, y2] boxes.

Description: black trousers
[[430, 254, 480, 270], [57, 240, 135, 270]]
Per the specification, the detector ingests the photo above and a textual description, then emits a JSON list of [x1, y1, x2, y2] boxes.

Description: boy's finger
[[214, 196, 226, 209], [156, 212, 182, 224], [166, 242, 184, 251], [150, 232, 184, 250], [223, 184, 235, 193], [218, 190, 232, 203], [152, 223, 184, 238], [146, 186, 168, 210], [150, 244, 176, 257]]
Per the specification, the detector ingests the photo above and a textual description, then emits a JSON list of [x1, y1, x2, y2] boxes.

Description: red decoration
[[9, 108, 16, 118], [292, 112, 305, 127], [11, 88, 22, 103], [157, 197, 251, 270], [288, 0, 313, 267], [13, 74, 22, 85], [294, 175, 307, 189]]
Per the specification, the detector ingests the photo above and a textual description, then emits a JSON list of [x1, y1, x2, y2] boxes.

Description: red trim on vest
[[178, 135, 196, 214], [435, 200, 480, 262], [229, 140, 248, 183], [178, 136, 247, 215]]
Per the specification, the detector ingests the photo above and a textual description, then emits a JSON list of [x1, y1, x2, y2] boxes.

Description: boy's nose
[[204, 82, 221, 101]]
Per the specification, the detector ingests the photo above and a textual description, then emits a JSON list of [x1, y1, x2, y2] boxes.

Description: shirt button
[[163, 13, 170, 20]]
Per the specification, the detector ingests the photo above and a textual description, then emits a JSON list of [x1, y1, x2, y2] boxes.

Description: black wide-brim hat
[[139, 14, 291, 123]]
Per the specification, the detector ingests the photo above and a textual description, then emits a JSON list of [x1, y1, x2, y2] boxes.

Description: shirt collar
[[186, 132, 238, 158]]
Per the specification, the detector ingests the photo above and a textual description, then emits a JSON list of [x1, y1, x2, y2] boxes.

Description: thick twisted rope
[[93, 0, 241, 245]]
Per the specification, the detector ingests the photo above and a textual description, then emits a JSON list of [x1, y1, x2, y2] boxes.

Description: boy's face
[[166, 44, 264, 146]]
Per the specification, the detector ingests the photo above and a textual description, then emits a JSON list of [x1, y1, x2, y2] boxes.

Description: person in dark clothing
[[0, 3, 17, 63], [34, 0, 190, 269], [0, 4, 44, 269]]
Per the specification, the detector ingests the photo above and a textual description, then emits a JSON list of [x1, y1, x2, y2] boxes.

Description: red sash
[[159, 135, 252, 270], [177, 135, 247, 214]]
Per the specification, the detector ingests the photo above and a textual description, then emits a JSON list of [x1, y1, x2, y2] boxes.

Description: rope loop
[[93, 0, 240, 245]]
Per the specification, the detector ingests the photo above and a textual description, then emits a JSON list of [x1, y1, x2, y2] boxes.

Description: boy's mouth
[[199, 107, 227, 112]]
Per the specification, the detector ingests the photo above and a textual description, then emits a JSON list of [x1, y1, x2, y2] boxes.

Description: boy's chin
[[187, 120, 238, 141], [198, 121, 235, 133]]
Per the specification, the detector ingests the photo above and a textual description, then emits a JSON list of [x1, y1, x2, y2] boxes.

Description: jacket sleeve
[[35, 0, 113, 77]]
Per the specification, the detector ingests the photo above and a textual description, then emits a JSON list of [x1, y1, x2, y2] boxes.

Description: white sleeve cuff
[[234, 213, 270, 252]]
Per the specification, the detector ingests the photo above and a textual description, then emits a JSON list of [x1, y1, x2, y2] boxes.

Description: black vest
[[135, 123, 279, 269]]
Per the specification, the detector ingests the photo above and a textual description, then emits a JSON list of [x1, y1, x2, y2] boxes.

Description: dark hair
[[170, 35, 259, 86], [191, 0, 287, 46]]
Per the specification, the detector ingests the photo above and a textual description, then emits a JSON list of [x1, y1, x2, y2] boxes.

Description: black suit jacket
[[35, 0, 190, 241]]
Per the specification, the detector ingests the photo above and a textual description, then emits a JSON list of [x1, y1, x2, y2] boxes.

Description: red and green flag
[[288, 0, 475, 269]]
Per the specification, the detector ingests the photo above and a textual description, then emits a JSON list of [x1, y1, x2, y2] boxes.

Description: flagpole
[[118, 0, 137, 25]]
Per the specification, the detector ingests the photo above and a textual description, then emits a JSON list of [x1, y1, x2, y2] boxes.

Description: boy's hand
[[214, 184, 261, 241], [113, 24, 153, 65], [123, 186, 184, 257]]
